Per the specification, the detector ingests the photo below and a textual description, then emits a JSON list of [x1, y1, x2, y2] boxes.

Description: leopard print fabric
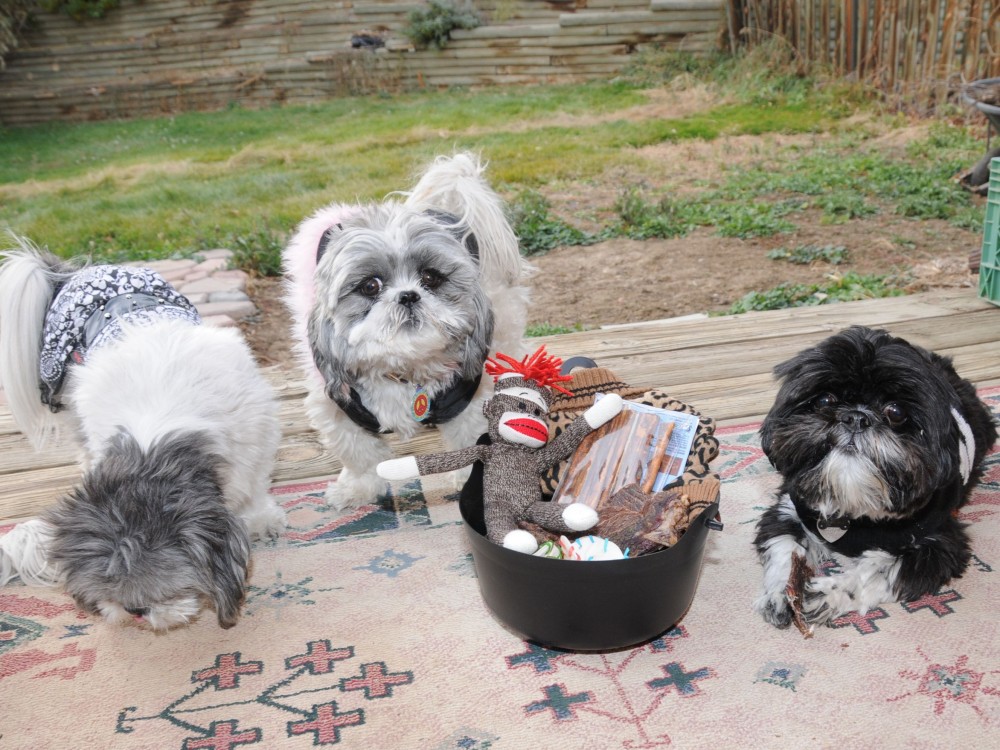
[[541, 389, 721, 496]]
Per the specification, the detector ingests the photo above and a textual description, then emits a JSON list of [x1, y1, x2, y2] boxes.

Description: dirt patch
[[526, 211, 978, 330], [238, 120, 983, 367], [240, 206, 979, 368]]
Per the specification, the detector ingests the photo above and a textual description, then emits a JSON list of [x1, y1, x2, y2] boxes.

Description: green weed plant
[[728, 272, 903, 314], [768, 244, 849, 265]]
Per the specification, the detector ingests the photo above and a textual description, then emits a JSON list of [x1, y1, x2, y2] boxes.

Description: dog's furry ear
[[307, 312, 351, 402], [758, 417, 774, 461], [760, 352, 809, 462], [463, 301, 494, 381], [928, 351, 999, 481], [422, 209, 479, 259], [200, 511, 251, 630]]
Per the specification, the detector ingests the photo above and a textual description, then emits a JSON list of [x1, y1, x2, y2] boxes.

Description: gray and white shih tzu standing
[[0, 242, 286, 631], [283, 153, 530, 508], [753, 326, 997, 631]]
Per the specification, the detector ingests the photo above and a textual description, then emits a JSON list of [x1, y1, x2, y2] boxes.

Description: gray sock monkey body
[[377, 348, 623, 553]]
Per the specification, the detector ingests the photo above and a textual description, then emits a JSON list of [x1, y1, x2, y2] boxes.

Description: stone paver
[[129, 249, 258, 327], [195, 300, 257, 320], [0, 249, 258, 406]]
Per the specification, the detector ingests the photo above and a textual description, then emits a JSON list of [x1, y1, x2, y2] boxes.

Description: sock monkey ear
[[423, 209, 479, 259]]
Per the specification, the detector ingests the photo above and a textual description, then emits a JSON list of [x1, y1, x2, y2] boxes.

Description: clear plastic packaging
[[553, 398, 699, 509]]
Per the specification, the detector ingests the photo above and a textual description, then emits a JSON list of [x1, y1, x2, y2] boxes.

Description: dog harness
[[314, 210, 485, 435], [333, 373, 484, 435], [39, 265, 200, 410], [790, 492, 961, 558]]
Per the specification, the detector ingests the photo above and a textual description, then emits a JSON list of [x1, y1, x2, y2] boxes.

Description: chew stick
[[641, 422, 675, 493]]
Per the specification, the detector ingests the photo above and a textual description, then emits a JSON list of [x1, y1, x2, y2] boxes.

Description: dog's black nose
[[125, 606, 149, 617], [398, 290, 421, 307], [839, 410, 870, 431]]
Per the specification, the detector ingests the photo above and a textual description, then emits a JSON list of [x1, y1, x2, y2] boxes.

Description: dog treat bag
[[552, 399, 699, 510]]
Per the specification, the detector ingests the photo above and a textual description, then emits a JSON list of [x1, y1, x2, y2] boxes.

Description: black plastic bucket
[[459, 454, 719, 651]]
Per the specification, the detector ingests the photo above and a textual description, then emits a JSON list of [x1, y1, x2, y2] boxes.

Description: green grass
[[768, 244, 849, 265], [715, 125, 982, 225], [0, 54, 860, 264], [525, 322, 586, 337], [727, 272, 905, 314], [0, 49, 987, 300], [509, 190, 605, 256]]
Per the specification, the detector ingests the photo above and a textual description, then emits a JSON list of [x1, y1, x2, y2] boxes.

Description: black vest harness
[[789, 492, 956, 558]]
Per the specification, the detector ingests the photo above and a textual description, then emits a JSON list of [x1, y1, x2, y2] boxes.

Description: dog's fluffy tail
[[403, 152, 532, 288], [0, 238, 73, 448], [0, 518, 62, 587]]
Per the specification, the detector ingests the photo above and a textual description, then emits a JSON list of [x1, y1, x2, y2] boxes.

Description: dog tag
[[412, 386, 431, 422], [816, 517, 849, 544]]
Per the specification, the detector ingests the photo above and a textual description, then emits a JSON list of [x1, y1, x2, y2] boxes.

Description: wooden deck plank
[[2, 288, 998, 523]]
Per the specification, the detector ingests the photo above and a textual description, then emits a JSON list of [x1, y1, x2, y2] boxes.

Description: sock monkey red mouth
[[505, 417, 547, 440]]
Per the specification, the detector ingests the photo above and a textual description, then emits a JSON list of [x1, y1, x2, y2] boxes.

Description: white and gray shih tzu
[[754, 325, 997, 631], [283, 153, 531, 508], [0, 241, 286, 630]]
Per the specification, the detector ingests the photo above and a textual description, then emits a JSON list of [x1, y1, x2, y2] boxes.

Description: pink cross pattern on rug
[[340, 661, 413, 698], [901, 589, 961, 617], [192, 653, 263, 690], [285, 639, 354, 675], [182, 719, 260, 750], [829, 608, 889, 634], [287, 701, 364, 744]]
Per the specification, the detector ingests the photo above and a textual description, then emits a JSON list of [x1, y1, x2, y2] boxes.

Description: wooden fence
[[0, 0, 725, 126], [726, 0, 1000, 112]]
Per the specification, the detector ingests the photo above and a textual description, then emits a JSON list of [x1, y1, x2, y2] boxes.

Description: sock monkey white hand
[[377, 347, 623, 554]]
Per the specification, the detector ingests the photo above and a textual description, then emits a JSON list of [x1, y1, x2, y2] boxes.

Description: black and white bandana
[[39, 265, 201, 409]]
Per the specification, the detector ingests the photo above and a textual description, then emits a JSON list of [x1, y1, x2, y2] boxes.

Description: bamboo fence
[[726, 0, 1000, 112]]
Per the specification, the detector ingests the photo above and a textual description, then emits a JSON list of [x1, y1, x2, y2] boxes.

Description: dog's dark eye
[[815, 393, 838, 410], [358, 277, 383, 298], [882, 402, 906, 427], [420, 269, 445, 290]]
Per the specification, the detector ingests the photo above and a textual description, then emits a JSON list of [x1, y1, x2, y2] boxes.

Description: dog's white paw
[[502, 529, 539, 554], [801, 575, 852, 626], [562, 502, 598, 531], [753, 589, 794, 629], [328, 470, 387, 510], [244, 501, 287, 542]]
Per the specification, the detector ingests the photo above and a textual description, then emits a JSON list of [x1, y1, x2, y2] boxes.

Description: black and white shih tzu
[[0, 241, 286, 630], [753, 326, 997, 631], [283, 152, 530, 508]]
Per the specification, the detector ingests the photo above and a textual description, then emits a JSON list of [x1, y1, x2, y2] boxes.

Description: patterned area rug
[[2, 390, 1000, 748]]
